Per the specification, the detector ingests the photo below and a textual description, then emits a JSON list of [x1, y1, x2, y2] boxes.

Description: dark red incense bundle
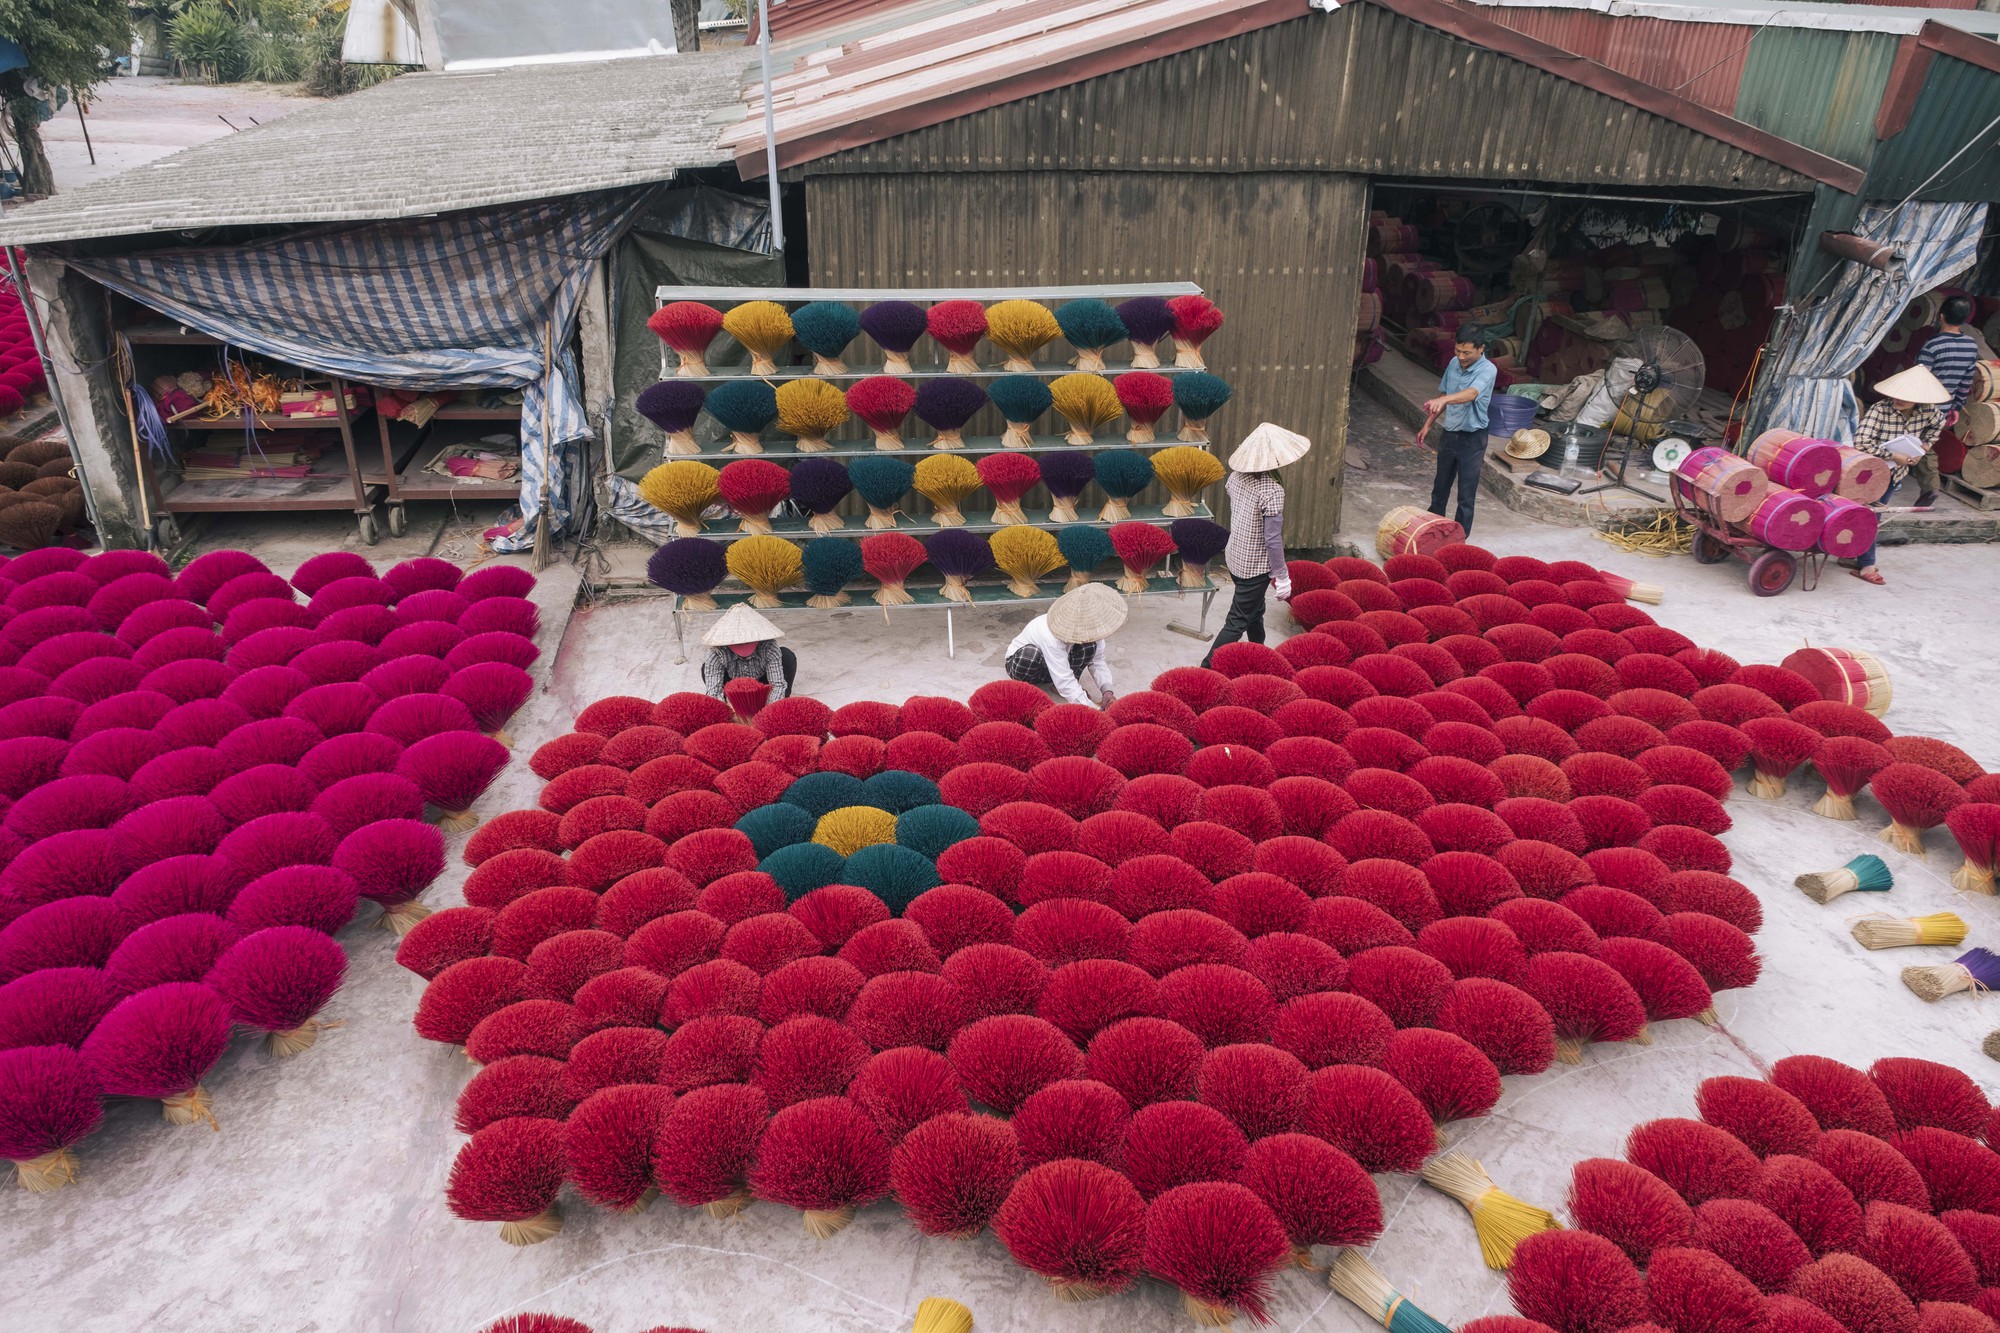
[[714, 459, 790, 536], [1569, 1156, 1697, 1265], [1739, 716, 1823, 799], [1166, 294, 1225, 369], [1884, 735, 1985, 786], [889, 1111, 1021, 1238], [1114, 371, 1176, 443], [446, 1116, 568, 1245], [1300, 1063, 1435, 1173], [1645, 1244, 1770, 1333], [925, 299, 988, 373], [1011, 1078, 1130, 1169], [1142, 1181, 1291, 1325], [1109, 523, 1175, 594], [860, 532, 926, 607], [1788, 1254, 1919, 1333], [1696, 1075, 1821, 1158], [845, 376, 917, 450], [649, 301, 724, 376], [1521, 951, 1648, 1062], [1944, 802, 2000, 894], [1693, 1197, 1812, 1293], [976, 452, 1041, 526], [995, 1158, 1147, 1300], [1508, 1228, 1650, 1333]]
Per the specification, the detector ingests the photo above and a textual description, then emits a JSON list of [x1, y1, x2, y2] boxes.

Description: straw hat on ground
[[1873, 365, 1950, 405], [1047, 582, 1128, 644], [1228, 423, 1311, 473], [1504, 428, 1550, 460], [702, 604, 783, 648]]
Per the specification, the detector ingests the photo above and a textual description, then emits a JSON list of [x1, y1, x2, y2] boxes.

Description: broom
[[803, 538, 865, 609], [977, 453, 1040, 525], [927, 301, 988, 374], [1094, 449, 1155, 522], [1945, 803, 2000, 894], [1055, 299, 1128, 374], [776, 378, 850, 453], [914, 454, 982, 527], [789, 457, 854, 535], [1794, 853, 1894, 904], [911, 1297, 973, 1333], [1419, 1153, 1562, 1269], [1871, 762, 1969, 856], [1811, 736, 1892, 821], [926, 529, 992, 604], [1171, 517, 1228, 589], [1167, 295, 1225, 370], [914, 378, 988, 449], [1115, 371, 1176, 444], [717, 458, 791, 535], [1902, 947, 2000, 1002], [645, 539, 727, 611], [850, 455, 914, 530], [988, 375, 1052, 449], [848, 376, 918, 450], [635, 381, 707, 456], [1056, 525, 1112, 591], [792, 300, 860, 376], [722, 301, 794, 375], [861, 300, 930, 374], [1851, 912, 1968, 950], [1325, 1250, 1452, 1332], [1174, 372, 1234, 444], [863, 532, 927, 608], [649, 301, 724, 377], [1050, 373, 1121, 445], [1117, 296, 1175, 370], [1109, 522, 1175, 595], [706, 379, 778, 455], [986, 300, 1060, 372], [637, 460, 720, 537], [990, 526, 1065, 598], [1041, 450, 1097, 523], [726, 535, 803, 609], [1153, 445, 1224, 517]]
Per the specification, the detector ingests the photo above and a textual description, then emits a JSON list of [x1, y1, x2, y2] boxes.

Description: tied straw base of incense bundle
[[1794, 853, 1892, 904], [1325, 1249, 1452, 1332], [1902, 947, 2000, 1002], [1418, 1153, 1562, 1269], [498, 1205, 564, 1247], [1850, 912, 1968, 950]]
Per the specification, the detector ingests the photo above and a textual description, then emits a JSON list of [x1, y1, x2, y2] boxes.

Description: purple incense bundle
[[636, 381, 708, 456], [860, 301, 930, 374], [914, 378, 989, 449], [924, 529, 993, 605], [788, 458, 854, 535], [1117, 297, 1175, 369], [1040, 450, 1097, 523]]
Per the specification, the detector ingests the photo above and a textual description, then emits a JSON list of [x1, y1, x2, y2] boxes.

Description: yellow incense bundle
[[775, 379, 850, 452], [1850, 912, 1968, 950], [638, 461, 720, 537], [1050, 374, 1122, 446], [989, 526, 1065, 597], [1152, 446, 1225, 517], [985, 300, 1060, 372], [913, 455, 982, 528], [722, 301, 794, 374], [726, 535, 803, 609], [1419, 1153, 1561, 1269]]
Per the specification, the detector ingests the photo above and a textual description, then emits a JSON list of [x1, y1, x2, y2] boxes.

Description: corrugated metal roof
[[1868, 49, 2000, 197], [0, 50, 749, 247], [1444, 5, 1753, 112], [1457, 0, 2000, 36], [720, 0, 1864, 188], [1732, 25, 1902, 166]]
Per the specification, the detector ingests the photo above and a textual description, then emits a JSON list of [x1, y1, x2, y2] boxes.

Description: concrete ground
[[3, 451, 1997, 1333], [40, 76, 313, 193]]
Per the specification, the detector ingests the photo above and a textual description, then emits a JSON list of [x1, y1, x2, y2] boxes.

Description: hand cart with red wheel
[[1671, 475, 1824, 597]]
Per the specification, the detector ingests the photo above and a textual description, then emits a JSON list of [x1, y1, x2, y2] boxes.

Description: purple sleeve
[[1262, 498, 1286, 578]]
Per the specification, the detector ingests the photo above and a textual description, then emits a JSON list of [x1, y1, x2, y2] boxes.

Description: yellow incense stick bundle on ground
[[1851, 912, 1968, 950], [911, 1297, 973, 1333], [1419, 1153, 1561, 1269]]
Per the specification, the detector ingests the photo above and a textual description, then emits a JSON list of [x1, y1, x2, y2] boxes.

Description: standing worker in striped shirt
[[1202, 423, 1311, 669], [1423, 324, 1498, 535], [1914, 295, 1980, 510]]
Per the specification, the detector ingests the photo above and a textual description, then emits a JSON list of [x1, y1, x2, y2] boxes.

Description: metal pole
[[4, 251, 101, 532], [757, 0, 784, 254], [73, 94, 94, 166]]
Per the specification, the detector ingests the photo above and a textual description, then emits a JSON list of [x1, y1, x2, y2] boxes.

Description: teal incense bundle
[[1794, 853, 1892, 905], [1326, 1250, 1451, 1332]]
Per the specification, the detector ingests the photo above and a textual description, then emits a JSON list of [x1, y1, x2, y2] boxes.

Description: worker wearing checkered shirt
[[1202, 423, 1312, 668]]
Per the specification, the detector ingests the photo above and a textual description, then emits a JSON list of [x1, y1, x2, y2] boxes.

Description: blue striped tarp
[[77, 188, 652, 550]]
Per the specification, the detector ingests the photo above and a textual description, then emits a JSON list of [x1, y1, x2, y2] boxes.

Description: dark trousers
[[1431, 428, 1486, 534], [1006, 641, 1096, 685], [1202, 572, 1270, 667]]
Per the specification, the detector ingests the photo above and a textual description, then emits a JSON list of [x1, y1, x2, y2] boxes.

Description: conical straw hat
[[702, 604, 783, 647], [1873, 365, 1950, 404], [1047, 582, 1128, 643], [1228, 423, 1312, 472]]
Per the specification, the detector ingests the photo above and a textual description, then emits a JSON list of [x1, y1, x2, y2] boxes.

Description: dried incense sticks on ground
[[1850, 912, 1968, 950], [1795, 854, 1892, 904], [1325, 1249, 1452, 1332], [1902, 947, 2000, 1001], [1419, 1153, 1561, 1269]]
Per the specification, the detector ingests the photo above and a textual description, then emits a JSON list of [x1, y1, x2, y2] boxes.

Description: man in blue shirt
[[1423, 324, 1498, 534]]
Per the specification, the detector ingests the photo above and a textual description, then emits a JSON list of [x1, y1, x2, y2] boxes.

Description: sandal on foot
[[1851, 568, 1886, 586]]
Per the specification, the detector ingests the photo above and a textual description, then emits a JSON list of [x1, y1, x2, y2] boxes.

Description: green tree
[[0, 0, 134, 195]]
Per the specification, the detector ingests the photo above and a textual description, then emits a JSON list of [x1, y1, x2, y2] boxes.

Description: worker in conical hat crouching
[[1004, 582, 1127, 709], [700, 604, 796, 700]]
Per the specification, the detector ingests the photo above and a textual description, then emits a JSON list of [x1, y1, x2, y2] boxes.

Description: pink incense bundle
[[1114, 372, 1176, 444], [1143, 1181, 1291, 1326], [79, 982, 232, 1126], [715, 459, 791, 535], [977, 453, 1041, 526], [1945, 802, 2000, 894], [649, 301, 724, 377], [846, 377, 918, 450], [1870, 762, 1968, 856], [0, 1045, 104, 1192], [1167, 295, 1225, 369], [1109, 523, 1176, 594], [925, 300, 988, 373]]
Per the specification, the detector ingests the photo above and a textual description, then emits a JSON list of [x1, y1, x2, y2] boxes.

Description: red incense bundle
[[1109, 524, 1176, 595], [648, 301, 724, 377], [715, 459, 791, 535], [1114, 372, 1176, 444], [926, 300, 988, 374], [1167, 295, 1225, 369], [977, 453, 1041, 526], [846, 377, 917, 450], [862, 533, 927, 608]]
